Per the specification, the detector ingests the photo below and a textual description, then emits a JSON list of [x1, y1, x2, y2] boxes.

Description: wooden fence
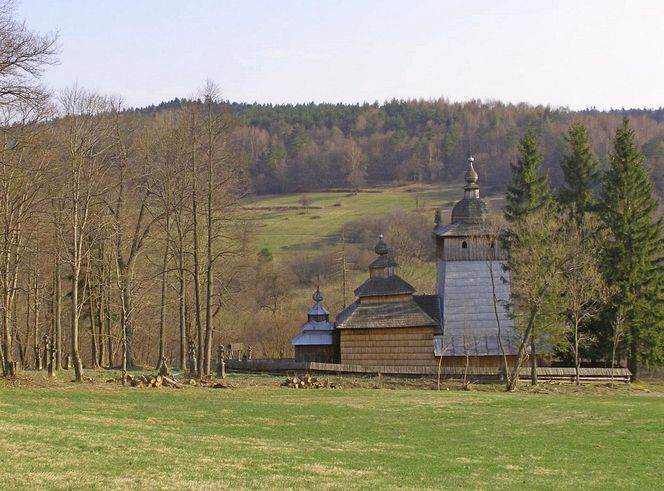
[[225, 359, 632, 382]]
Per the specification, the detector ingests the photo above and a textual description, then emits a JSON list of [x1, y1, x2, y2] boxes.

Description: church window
[[462, 241, 468, 249]]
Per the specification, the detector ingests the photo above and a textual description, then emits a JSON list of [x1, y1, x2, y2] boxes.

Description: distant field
[[243, 183, 500, 256], [1, 373, 662, 490]]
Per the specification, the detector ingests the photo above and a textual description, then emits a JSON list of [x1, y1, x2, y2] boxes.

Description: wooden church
[[292, 157, 518, 368]]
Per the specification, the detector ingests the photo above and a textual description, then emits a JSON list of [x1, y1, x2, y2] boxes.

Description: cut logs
[[281, 374, 336, 389], [106, 373, 182, 389]]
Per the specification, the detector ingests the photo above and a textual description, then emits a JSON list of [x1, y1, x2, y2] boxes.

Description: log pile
[[281, 374, 336, 389], [107, 374, 182, 388]]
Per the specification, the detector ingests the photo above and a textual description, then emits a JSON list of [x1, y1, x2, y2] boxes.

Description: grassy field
[[1, 373, 663, 490], [244, 183, 506, 256]]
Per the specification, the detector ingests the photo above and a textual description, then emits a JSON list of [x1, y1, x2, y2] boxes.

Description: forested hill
[[136, 99, 664, 196]]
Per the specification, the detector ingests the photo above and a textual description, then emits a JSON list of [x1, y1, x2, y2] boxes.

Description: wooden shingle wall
[[340, 327, 437, 367]]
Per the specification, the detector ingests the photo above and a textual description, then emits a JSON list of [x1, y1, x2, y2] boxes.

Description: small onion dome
[[308, 287, 329, 318], [464, 156, 478, 185], [451, 156, 488, 224], [374, 234, 389, 255]]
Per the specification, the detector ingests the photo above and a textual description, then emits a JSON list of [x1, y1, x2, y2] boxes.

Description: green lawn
[[244, 184, 465, 255], [1, 374, 662, 490]]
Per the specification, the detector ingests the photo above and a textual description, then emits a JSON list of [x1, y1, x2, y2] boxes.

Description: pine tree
[[504, 128, 554, 222], [599, 119, 664, 379], [559, 123, 600, 225]]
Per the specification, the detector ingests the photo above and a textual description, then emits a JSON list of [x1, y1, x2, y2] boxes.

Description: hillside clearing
[[243, 184, 505, 256]]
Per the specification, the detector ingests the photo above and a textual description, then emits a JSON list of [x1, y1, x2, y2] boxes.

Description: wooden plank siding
[[436, 236, 508, 262], [340, 327, 437, 367]]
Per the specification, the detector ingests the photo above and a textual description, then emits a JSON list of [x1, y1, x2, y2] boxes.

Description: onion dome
[[451, 156, 488, 224], [308, 287, 329, 320], [369, 234, 397, 273], [355, 234, 415, 298], [374, 234, 389, 255]]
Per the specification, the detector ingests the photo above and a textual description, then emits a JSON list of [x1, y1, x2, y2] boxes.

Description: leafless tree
[[0, 101, 51, 376], [107, 102, 159, 369], [58, 86, 111, 382], [506, 210, 567, 391], [0, 0, 58, 108], [559, 217, 608, 385]]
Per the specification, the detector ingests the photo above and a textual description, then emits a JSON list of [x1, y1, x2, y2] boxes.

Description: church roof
[[451, 197, 488, 224], [292, 288, 335, 347], [307, 287, 330, 316], [292, 330, 334, 346], [354, 275, 416, 297], [413, 295, 442, 334], [369, 254, 398, 269], [355, 235, 416, 298], [433, 221, 490, 238], [448, 156, 489, 225], [335, 298, 437, 330]]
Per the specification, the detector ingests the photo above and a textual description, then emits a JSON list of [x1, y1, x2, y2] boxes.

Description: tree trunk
[[71, 267, 83, 382], [628, 335, 639, 382], [33, 255, 40, 371], [96, 276, 105, 368], [54, 250, 62, 370], [488, 255, 511, 387], [105, 286, 112, 368], [530, 334, 538, 385], [89, 293, 99, 369], [508, 308, 537, 391], [574, 318, 580, 386], [204, 150, 213, 376], [157, 214, 170, 368], [192, 151, 203, 377], [122, 278, 134, 370], [178, 234, 187, 370], [2, 284, 13, 376]]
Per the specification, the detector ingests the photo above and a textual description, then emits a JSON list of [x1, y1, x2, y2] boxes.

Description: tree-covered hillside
[[135, 99, 664, 197]]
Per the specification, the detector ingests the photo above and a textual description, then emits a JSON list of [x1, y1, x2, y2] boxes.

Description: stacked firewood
[[281, 374, 336, 389], [107, 374, 181, 388]]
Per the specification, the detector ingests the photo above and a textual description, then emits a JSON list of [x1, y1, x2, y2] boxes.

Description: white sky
[[17, 0, 664, 109]]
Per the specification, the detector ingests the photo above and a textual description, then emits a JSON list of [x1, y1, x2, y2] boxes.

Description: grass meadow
[[244, 183, 507, 256], [1, 372, 662, 490]]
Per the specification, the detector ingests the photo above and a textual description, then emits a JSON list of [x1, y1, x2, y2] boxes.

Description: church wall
[[295, 345, 339, 363], [338, 327, 518, 368], [340, 327, 437, 367], [436, 259, 513, 335], [436, 236, 507, 261]]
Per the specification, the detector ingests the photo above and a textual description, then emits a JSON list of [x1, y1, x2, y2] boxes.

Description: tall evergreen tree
[[559, 123, 600, 225], [599, 119, 664, 379], [504, 128, 554, 222]]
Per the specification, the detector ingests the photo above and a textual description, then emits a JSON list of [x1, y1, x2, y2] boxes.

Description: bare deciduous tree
[[58, 86, 111, 382], [0, 0, 57, 108]]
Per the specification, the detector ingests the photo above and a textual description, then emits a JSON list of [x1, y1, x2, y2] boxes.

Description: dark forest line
[[135, 98, 664, 197]]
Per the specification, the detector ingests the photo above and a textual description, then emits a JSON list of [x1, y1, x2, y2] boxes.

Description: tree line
[[202, 100, 664, 197], [504, 120, 664, 387], [128, 98, 664, 198]]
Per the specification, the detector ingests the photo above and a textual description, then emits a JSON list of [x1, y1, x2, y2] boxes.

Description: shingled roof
[[354, 275, 416, 297], [336, 299, 437, 330], [292, 288, 335, 347], [413, 294, 442, 334]]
